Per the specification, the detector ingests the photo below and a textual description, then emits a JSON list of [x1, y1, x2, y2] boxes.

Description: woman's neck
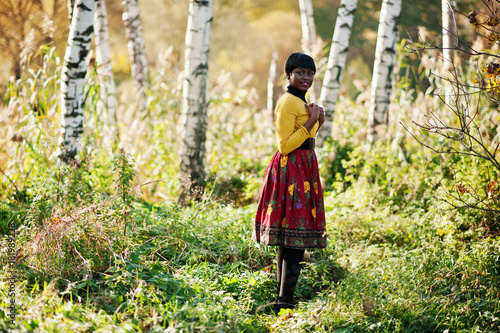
[[286, 85, 307, 103]]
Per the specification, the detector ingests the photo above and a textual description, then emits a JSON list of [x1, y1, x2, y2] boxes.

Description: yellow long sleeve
[[275, 93, 318, 155]]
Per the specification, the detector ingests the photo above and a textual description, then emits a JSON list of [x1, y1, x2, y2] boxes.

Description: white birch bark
[[317, 0, 358, 146], [442, 0, 458, 104], [94, 0, 119, 144], [367, 0, 402, 143], [122, 0, 149, 108], [267, 51, 279, 121], [298, 0, 317, 102], [299, 0, 317, 55], [179, 0, 214, 199], [442, 0, 457, 65], [67, 0, 75, 19], [58, 0, 97, 163]]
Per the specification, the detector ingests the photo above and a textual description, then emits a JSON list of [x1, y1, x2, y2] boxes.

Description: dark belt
[[296, 138, 315, 150]]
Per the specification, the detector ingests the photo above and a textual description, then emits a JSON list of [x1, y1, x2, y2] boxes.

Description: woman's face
[[288, 67, 315, 92]]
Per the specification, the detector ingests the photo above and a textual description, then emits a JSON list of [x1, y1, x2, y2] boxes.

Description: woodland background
[[2, 0, 500, 332], [0, 0, 474, 105]]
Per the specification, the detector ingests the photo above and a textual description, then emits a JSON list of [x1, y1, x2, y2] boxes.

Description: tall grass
[[1, 41, 500, 332]]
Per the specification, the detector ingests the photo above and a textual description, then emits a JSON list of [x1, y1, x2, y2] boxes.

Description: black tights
[[276, 245, 305, 305]]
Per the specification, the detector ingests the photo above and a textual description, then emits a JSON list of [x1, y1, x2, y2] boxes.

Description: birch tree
[[122, 0, 149, 108], [299, 0, 317, 55], [67, 0, 75, 19], [267, 51, 279, 121], [317, 0, 358, 146], [441, 0, 458, 104], [95, 0, 119, 144], [442, 0, 457, 64], [298, 0, 318, 101], [58, 0, 97, 163], [179, 0, 214, 202], [367, 0, 402, 143]]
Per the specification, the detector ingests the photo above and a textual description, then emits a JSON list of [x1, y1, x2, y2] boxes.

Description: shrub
[[16, 154, 138, 283]]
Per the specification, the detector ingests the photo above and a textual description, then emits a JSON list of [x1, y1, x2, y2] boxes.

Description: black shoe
[[254, 302, 278, 315], [254, 301, 294, 316], [272, 301, 294, 314]]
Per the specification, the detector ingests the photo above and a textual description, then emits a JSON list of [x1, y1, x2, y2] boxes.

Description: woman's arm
[[316, 106, 325, 131], [276, 101, 310, 155], [303, 103, 320, 131]]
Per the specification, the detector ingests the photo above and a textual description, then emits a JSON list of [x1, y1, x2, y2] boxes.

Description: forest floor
[[1, 48, 500, 330], [1, 181, 499, 332]]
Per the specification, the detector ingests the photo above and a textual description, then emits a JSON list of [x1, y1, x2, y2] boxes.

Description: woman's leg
[[276, 245, 285, 296], [275, 247, 305, 312]]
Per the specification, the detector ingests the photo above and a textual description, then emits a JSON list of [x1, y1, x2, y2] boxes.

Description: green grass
[[2, 44, 500, 332], [1, 196, 500, 332]]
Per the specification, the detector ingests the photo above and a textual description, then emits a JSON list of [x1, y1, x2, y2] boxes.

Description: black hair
[[285, 52, 316, 76]]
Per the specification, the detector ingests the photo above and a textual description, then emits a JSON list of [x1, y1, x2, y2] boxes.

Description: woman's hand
[[318, 106, 325, 128], [303, 103, 320, 132], [305, 103, 320, 122]]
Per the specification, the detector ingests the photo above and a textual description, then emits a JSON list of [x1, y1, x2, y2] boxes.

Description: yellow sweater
[[275, 93, 318, 155]]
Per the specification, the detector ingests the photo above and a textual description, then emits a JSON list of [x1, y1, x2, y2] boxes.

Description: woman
[[253, 52, 327, 313]]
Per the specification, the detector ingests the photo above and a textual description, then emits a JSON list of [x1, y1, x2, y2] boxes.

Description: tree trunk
[[267, 51, 279, 122], [367, 0, 402, 143], [442, 0, 458, 104], [179, 0, 214, 203], [58, 0, 97, 163], [67, 0, 75, 19], [317, 0, 358, 146], [298, 0, 317, 55], [442, 0, 457, 65], [94, 0, 119, 146], [122, 0, 149, 109], [298, 0, 317, 101]]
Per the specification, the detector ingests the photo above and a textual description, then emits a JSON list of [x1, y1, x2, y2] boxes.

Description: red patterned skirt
[[253, 149, 327, 249]]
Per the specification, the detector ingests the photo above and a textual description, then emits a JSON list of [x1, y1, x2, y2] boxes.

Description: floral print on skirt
[[253, 149, 327, 249]]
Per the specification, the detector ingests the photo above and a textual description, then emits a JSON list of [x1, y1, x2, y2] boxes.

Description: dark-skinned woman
[[253, 52, 327, 314]]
